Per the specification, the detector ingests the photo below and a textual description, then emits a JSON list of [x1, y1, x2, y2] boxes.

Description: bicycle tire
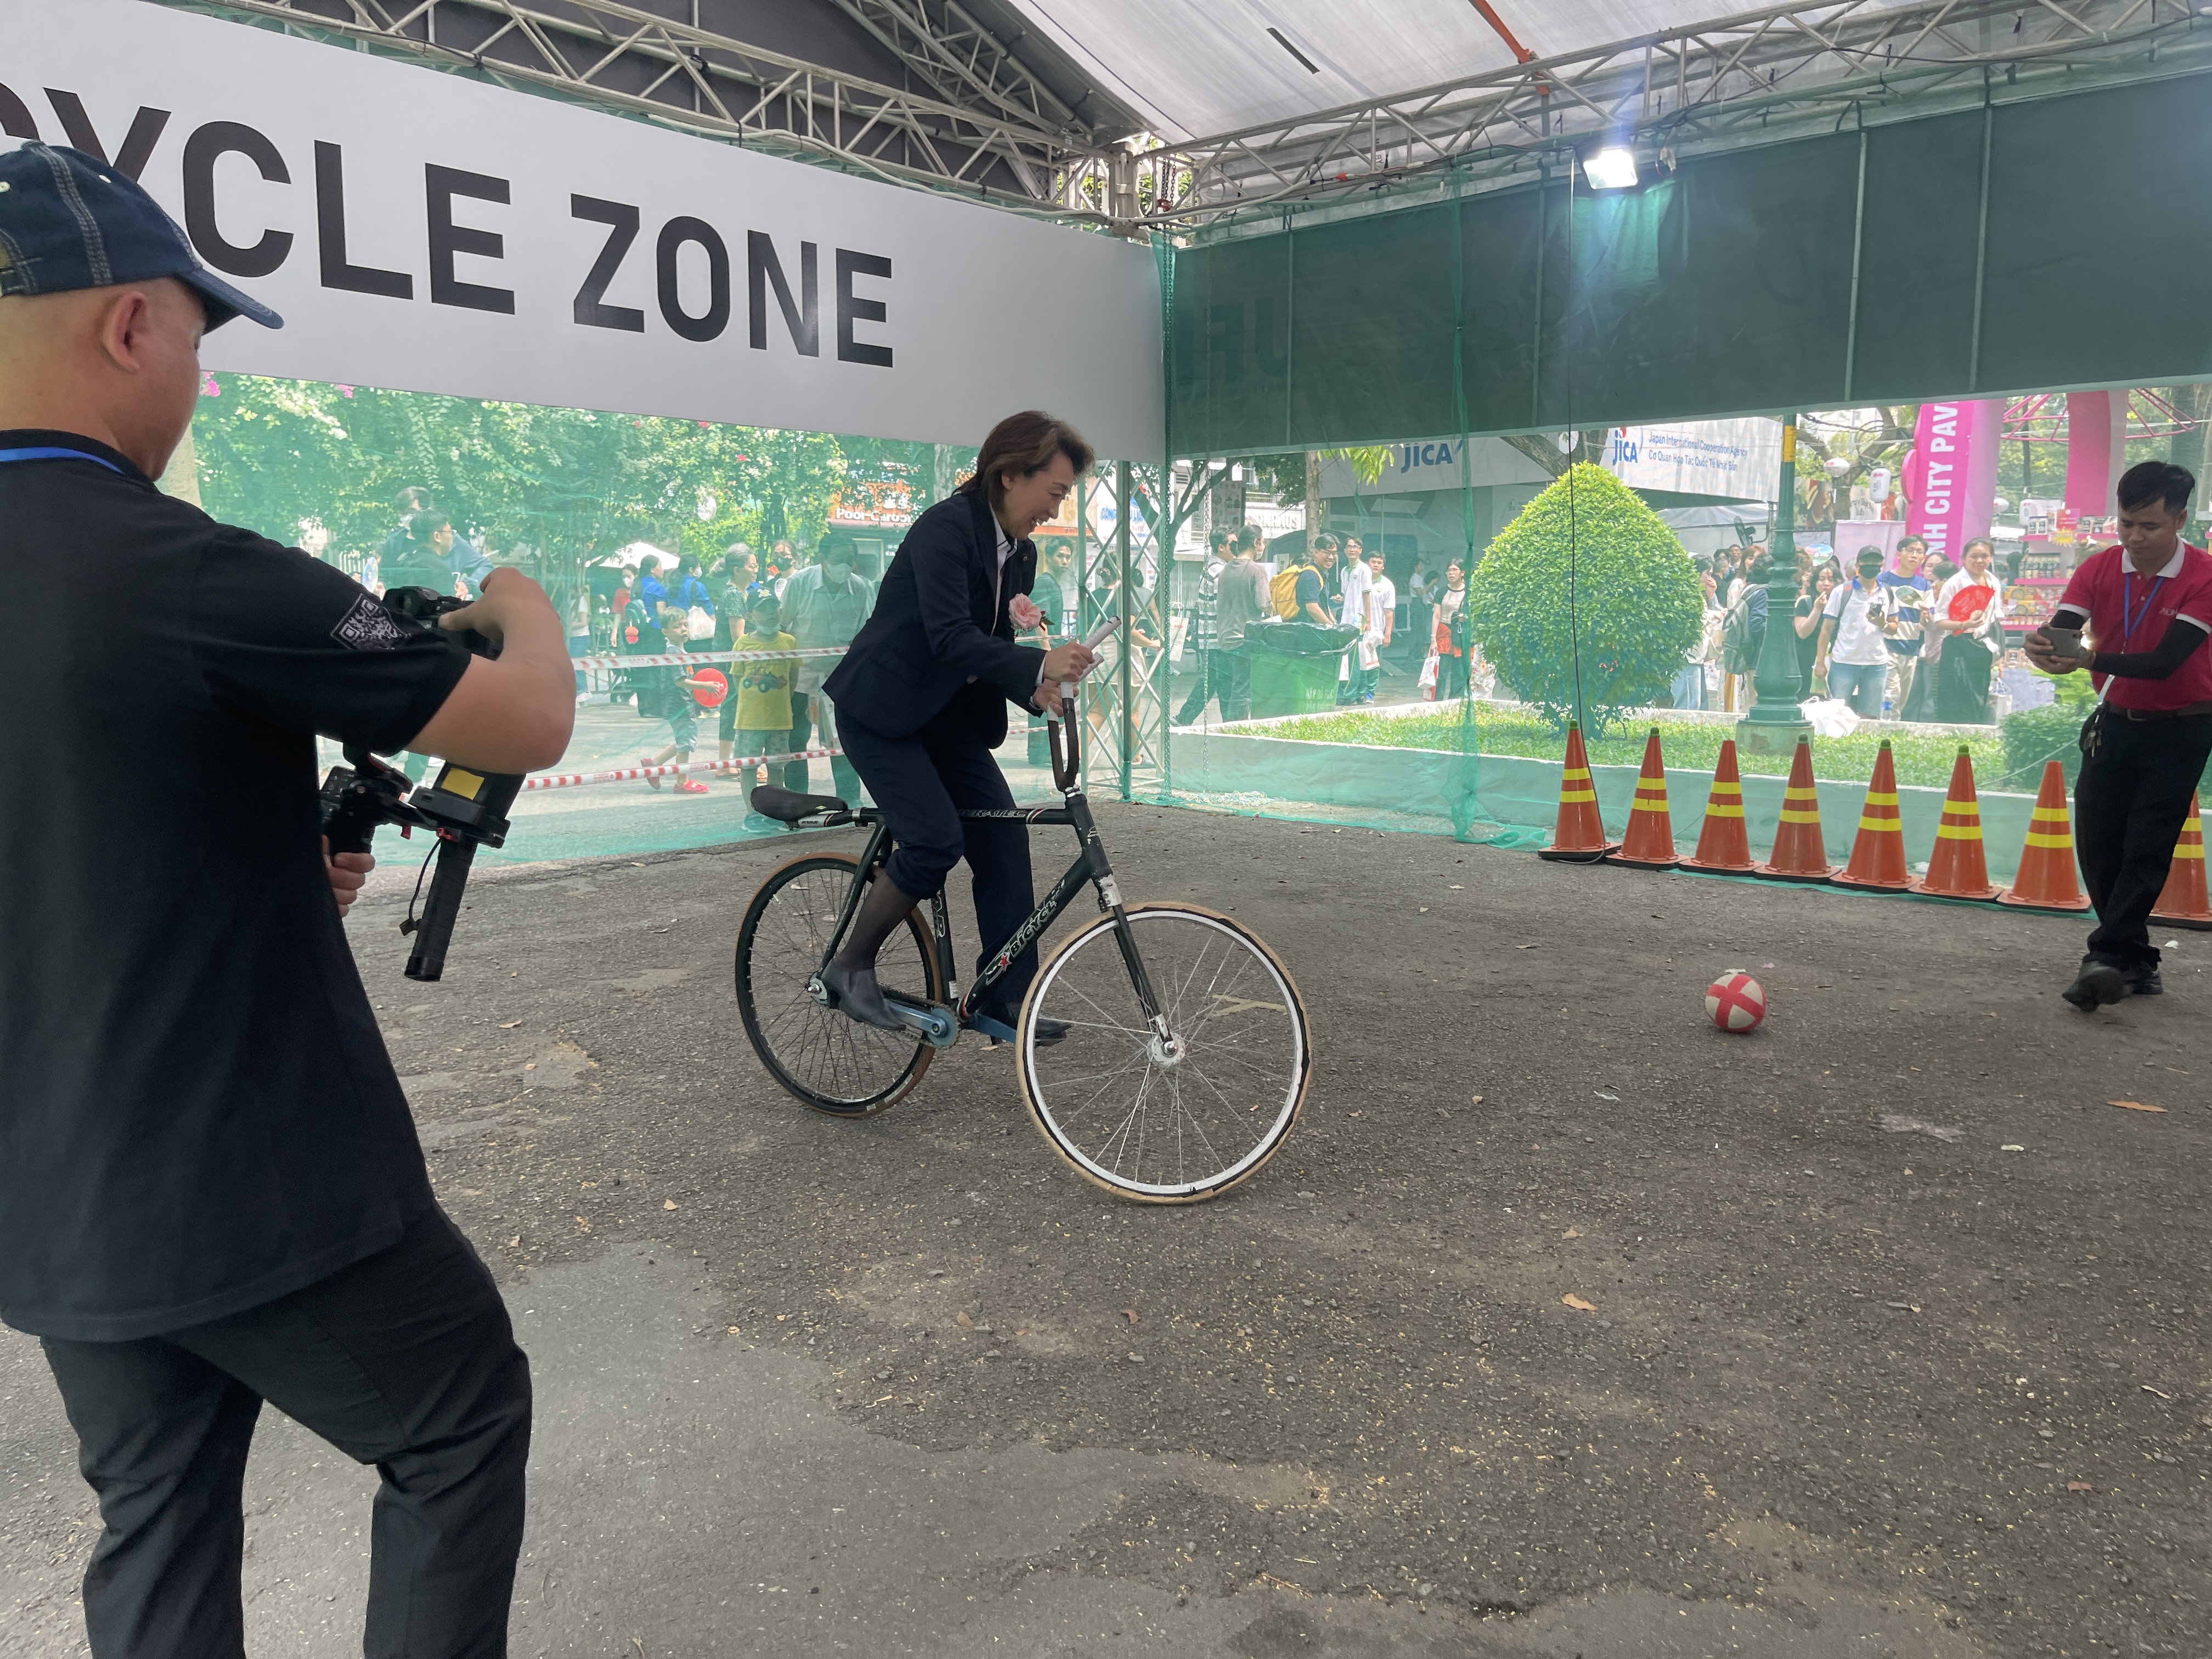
[[735, 853, 941, 1116], [1018, 902, 1311, 1203]]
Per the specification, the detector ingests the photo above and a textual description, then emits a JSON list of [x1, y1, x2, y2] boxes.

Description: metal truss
[[1144, 0, 2212, 229], [161, 0, 1107, 213]]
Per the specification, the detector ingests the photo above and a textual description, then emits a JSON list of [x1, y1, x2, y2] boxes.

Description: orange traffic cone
[[1999, 761, 2091, 912], [1680, 739, 1755, 872], [1538, 722, 1617, 861], [1833, 740, 1911, 890], [2151, 793, 2212, 930], [1752, 737, 1837, 883], [1606, 727, 1679, 870], [1910, 746, 2001, 901]]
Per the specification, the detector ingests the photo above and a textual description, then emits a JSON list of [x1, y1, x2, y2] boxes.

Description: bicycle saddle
[[750, 785, 850, 822]]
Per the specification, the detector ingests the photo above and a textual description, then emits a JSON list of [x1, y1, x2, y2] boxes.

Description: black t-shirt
[[0, 431, 469, 1340], [1294, 567, 1325, 614]]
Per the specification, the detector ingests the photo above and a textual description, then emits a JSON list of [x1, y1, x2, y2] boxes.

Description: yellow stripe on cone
[[1607, 726, 1680, 870], [1911, 745, 2001, 901]]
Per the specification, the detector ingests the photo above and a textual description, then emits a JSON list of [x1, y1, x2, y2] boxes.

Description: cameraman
[[0, 145, 573, 1657]]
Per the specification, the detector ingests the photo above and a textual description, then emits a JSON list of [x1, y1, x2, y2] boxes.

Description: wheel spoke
[[1024, 909, 1307, 1199]]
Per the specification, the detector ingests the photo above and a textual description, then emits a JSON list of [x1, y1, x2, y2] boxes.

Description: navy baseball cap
[[0, 142, 281, 330]]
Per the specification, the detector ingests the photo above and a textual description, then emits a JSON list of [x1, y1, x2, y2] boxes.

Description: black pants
[[40, 1207, 531, 1659], [1217, 647, 1252, 723], [1174, 648, 1217, 724], [787, 691, 862, 804], [2074, 709, 2212, 971], [837, 695, 1039, 1021]]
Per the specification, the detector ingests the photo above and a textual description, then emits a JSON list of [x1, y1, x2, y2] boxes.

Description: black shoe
[[821, 962, 905, 1032], [2061, 961, 2128, 1010], [2125, 965, 2164, 996], [972, 1013, 1069, 1048]]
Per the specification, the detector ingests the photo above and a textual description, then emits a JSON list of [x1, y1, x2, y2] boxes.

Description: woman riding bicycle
[[817, 411, 1100, 1040]]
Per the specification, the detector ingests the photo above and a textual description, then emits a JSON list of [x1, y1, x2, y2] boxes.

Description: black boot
[[2061, 959, 2128, 1010], [823, 873, 918, 1032]]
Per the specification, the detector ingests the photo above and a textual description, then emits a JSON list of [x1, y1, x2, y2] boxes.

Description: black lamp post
[[1736, 415, 1813, 755]]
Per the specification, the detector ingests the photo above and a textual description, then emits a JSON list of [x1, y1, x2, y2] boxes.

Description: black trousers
[[1217, 647, 1252, 723], [1174, 648, 1217, 723], [2074, 709, 2212, 970], [837, 695, 1039, 1020], [39, 1207, 531, 1659], [786, 691, 862, 804]]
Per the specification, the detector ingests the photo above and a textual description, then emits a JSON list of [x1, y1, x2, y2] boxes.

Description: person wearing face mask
[[814, 411, 1100, 1042], [779, 528, 877, 806]]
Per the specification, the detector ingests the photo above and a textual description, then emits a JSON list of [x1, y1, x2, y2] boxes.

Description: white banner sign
[[1318, 437, 1553, 498], [1602, 419, 1781, 500], [1, 0, 1164, 458]]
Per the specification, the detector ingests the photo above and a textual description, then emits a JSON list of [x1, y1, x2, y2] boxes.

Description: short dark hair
[[1310, 533, 1338, 554], [1896, 534, 1926, 554], [1235, 524, 1263, 554], [404, 509, 449, 543], [394, 486, 434, 512], [2117, 460, 2195, 514], [817, 529, 859, 567], [960, 410, 1095, 508]]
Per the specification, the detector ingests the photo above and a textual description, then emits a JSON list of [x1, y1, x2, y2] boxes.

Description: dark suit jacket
[[823, 489, 1045, 744]]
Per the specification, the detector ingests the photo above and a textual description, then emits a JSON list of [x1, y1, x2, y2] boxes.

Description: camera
[[318, 588, 523, 982]]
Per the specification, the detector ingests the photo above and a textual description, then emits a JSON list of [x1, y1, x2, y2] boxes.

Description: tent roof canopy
[[189, 0, 2194, 229]]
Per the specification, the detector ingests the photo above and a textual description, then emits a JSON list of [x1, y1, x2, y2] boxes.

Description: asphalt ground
[[3, 801, 2206, 1657]]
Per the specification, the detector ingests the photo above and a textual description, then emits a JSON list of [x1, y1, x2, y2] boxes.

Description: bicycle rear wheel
[[735, 853, 941, 1115], [1018, 903, 1310, 1202]]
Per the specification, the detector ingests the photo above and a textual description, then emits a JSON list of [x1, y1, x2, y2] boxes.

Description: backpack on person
[[1269, 561, 1313, 621], [1720, 588, 1759, 674]]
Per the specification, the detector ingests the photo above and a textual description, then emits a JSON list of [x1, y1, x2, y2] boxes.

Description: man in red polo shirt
[[2026, 460, 2212, 1007]]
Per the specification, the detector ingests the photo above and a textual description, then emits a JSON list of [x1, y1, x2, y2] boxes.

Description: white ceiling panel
[[1004, 1, 1925, 142]]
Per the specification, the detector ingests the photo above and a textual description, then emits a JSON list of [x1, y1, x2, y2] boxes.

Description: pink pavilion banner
[[1901, 400, 2001, 564]]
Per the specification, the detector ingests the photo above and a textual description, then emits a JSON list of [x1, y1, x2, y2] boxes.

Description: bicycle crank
[[881, 988, 960, 1048]]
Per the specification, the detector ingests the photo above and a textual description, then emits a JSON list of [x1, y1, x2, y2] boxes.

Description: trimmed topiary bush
[[1466, 463, 1705, 736]]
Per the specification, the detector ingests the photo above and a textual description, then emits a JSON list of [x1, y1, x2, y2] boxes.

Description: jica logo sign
[[1606, 429, 1639, 468], [1391, 439, 1465, 476]]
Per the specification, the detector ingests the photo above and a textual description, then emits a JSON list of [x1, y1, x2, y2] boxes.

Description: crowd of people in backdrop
[[1699, 533, 2011, 724], [358, 473, 2027, 800]]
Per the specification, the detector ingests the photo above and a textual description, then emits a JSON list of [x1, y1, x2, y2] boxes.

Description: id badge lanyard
[[0, 445, 126, 474], [2096, 568, 2169, 708]]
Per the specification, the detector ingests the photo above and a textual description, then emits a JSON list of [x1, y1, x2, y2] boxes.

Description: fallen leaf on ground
[[499, 1020, 523, 1029], [1123, 1308, 1140, 1325], [1561, 1294, 1598, 1312], [1878, 1113, 1964, 1142], [663, 1199, 678, 1210], [1469, 1094, 1484, 1104], [955, 1311, 974, 1328], [2109, 1099, 2168, 1113], [2067, 1481, 2094, 1492], [1561, 1227, 1583, 1239], [507, 1235, 521, 1248], [574, 1216, 590, 1232], [727, 1325, 740, 1335]]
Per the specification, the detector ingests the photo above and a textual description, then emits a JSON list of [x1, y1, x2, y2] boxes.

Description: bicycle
[[732, 658, 1311, 1203]]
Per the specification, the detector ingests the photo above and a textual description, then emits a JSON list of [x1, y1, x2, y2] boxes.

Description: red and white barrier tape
[[521, 748, 841, 793], [572, 646, 849, 670]]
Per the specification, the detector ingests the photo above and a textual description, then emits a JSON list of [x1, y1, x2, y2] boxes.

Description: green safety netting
[[179, 58, 2212, 875]]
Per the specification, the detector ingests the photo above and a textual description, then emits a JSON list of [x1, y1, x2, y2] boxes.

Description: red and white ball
[[1706, 972, 1767, 1033]]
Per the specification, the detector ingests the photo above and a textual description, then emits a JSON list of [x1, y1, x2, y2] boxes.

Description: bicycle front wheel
[[1019, 904, 1311, 1202], [735, 853, 941, 1116]]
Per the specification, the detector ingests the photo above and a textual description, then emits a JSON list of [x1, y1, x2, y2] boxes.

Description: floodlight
[[1582, 146, 1638, 190]]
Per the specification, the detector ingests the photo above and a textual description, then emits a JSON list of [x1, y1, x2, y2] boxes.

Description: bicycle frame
[[810, 683, 1171, 1042]]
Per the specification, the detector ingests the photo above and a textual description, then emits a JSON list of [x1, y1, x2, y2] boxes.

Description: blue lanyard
[[2121, 568, 2168, 651], [0, 445, 126, 476]]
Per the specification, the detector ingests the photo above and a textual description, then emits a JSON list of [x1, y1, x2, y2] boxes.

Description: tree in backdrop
[[1466, 463, 1704, 737], [189, 375, 929, 597]]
